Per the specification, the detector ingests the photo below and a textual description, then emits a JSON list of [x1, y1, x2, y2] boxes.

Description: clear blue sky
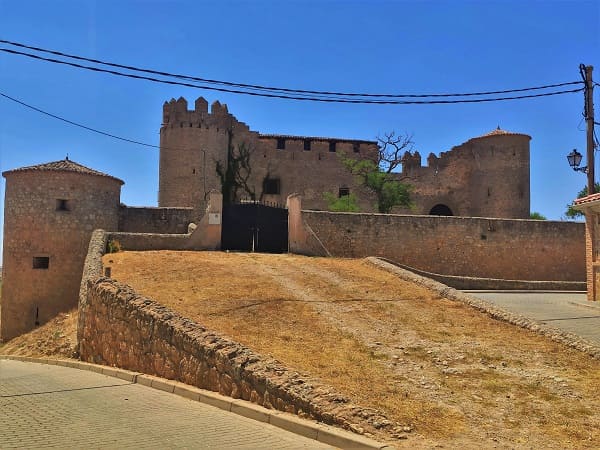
[[0, 0, 599, 262]]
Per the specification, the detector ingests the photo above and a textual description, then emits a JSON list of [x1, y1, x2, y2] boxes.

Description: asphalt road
[[467, 291, 600, 345]]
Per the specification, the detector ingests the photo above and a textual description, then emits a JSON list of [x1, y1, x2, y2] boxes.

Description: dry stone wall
[[79, 278, 394, 436]]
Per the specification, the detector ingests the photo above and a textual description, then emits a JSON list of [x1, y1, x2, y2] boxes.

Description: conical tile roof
[[2, 158, 124, 184]]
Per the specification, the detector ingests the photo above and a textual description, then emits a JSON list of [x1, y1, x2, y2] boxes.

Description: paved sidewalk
[[468, 291, 600, 345], [0, 360, 334, 449]]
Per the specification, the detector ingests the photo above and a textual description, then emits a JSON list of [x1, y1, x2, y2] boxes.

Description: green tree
[[565, 183, 600, 218], [342, 131, 413, 214], [323, 192, 360, 212], [529, 212, 547, 220]]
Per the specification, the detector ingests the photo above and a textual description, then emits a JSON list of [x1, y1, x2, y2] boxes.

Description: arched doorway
[[429, 204, 453, 216]]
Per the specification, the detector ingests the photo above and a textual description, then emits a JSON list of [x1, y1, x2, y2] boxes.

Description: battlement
[[401, 128, 531, 176], [161, 96, 251, 133]]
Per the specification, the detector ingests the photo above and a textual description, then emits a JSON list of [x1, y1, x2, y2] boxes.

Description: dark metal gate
[[221, 201, 288, 253]]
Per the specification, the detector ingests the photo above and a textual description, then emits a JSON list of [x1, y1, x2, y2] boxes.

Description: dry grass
[[103, 251, 600, 448]]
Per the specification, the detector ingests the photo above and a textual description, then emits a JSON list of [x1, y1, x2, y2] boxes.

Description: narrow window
[[33, 256, 50, 269], [304, 139, 311, 151], [35, 307, 40, 327], [263, 178, 281, 195], [56, 199, 70, 211], [192, 168, 196, 174], [277, 138, 286, 150], [329, 141, 337, 152], [353, 143, 360, 153], [339, 187, 350, 198]]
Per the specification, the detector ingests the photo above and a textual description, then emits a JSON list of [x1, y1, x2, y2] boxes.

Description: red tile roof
[[2, 158, 124, 184], [574, 192, 600, 206]]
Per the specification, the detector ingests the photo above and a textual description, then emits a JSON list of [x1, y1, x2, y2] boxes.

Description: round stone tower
[[158, 96, 256, 209], [1, 158, 123, 341]]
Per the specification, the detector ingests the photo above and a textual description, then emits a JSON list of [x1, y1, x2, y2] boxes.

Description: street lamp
[[567, 149, 588, 173]]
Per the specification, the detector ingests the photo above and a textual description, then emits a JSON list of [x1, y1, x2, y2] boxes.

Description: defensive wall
[[159, 97, 531, 218], [288, 195, 585, 282]]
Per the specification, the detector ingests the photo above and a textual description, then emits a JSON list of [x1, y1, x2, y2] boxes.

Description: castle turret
[[1, 159, 123, 340]]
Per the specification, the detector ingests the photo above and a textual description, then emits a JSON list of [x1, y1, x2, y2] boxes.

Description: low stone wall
[[288, 199, 585, 282], [119, 206, 194, 234], [78, 278, 393, 435], [378, 258, 586, 291], [108, 232, 191, 251]]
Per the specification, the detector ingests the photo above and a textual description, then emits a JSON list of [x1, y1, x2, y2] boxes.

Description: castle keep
[[159, 97, 531, 218], [2, 97, 576, 342]]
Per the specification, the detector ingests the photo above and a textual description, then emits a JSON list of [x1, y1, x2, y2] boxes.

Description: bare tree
[[216, 129, 256, 204], [376, 131, 414, 173]]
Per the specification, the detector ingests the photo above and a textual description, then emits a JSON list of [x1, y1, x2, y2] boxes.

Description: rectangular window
[[33, 256, 49, 269], [304, 139, 311, 151], [338, 187, 350, 198], [353, 143, 360, 153], [263, 178, 281, 195], [277, 138, 286, 150], [56, 199, 70, 211], [329, 141, 336, 152]]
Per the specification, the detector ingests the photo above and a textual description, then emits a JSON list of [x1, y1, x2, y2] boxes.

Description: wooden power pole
[[583, 65, 595, 194]]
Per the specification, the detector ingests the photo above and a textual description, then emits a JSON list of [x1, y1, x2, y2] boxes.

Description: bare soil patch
[[0, 310, 78, 358]]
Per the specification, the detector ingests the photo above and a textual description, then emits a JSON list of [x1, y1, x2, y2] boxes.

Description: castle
[[1, 97, 538, 341], [159, 97, 531, 218]]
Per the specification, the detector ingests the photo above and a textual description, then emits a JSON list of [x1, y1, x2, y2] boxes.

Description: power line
[[0, 47, 584, 104], [0, 91, 160, 149], [0, 38, 584, 99]]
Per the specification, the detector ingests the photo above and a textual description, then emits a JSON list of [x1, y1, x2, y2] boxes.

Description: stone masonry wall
[[1, 171, 121, 341], [291, 209, 585, 281], [79, 278, 394, 435], [118, 206, 194, 234]]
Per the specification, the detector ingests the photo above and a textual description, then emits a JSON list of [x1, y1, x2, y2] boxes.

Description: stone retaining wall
[[78, 278, 394, 436]]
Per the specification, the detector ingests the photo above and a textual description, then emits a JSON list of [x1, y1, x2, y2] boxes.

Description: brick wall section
[[291, 209, 584, 281], [1, 170, 121, 341], [118, 206, 194, 234], [79, 278, 394, 435]]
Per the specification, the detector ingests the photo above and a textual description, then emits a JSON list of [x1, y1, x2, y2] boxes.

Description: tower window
[[304, 139, 311, 151], [56, 199, 70, 211], [329, 141, 337, 152], [353, 143, 360, 153], [277, 138, 286, 150], [339, 187, 350, 198], [263, 178, 281, 195], [33, 257, 50, 269]]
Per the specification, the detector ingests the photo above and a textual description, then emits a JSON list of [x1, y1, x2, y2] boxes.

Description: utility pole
[[582, 64, 595, 194]]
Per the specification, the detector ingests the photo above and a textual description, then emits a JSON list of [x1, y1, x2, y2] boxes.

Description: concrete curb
[[0, 355, 394, 450], [366, 256, 600, 361]]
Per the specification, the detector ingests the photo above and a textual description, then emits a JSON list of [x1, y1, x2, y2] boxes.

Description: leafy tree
[[341, 131, 413, 214], [216, 130, 256, 204], [323, 192, 360, 212], [529, 212, 547, 220], [565, 183, 600, 218]]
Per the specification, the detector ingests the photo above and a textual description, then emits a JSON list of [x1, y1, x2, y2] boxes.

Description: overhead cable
[[0, 47, 584, 104]]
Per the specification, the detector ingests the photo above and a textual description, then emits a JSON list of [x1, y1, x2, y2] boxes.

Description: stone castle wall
[[118, 206, 194, 234], [397, 132, 530, 218], [1, 170, 122, 340], [289, 206, 585, 282], [159, 97, 531, 219]]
